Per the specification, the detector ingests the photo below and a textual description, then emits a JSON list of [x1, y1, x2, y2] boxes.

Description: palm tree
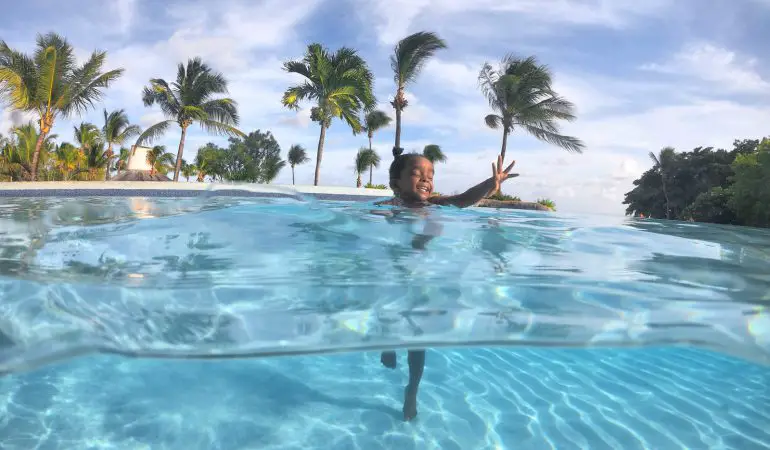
[[282, 43, 376, 186], [102, 109, 140, 181], [364, 110, 392, 151], [136, 57, 242, 181], [181, 159, 197, 182], [0, 32, 123, 180], [146, 145, 175, 177], [0, 123, 57, 180], [262, 154, 286, 183], [391, 31, 447, 152], [84, 142, 109, 180], [53, 142, 83, 180], [422, 144, 446, 164], [287, 144, 310, 185], [354, 147, 379, 188], [479, 55, 584, 164], [114, 147, 131, 174], [649, 146, 675, 220]]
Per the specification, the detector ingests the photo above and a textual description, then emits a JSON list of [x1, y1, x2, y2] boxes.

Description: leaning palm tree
[[181, 159, 197, 182], [364, 110, 392, 151], [146, 145, 175, 177], [282, 43, 376, 186], [262, 154, 286, 183], [102, 109, 140, 181], [114, 147, 131, 174], [354, 147, 378, 188], [649, 147, 675, 220], [479, 55, 583, 164], [136, 57, 242, 181], [365, 148, 380, 185], [391, 31, 447, 152], [0, 123, 57, 180], [287, 144, 310, 185], [422, 144, 446, 164], [0, 32, 123, 180]]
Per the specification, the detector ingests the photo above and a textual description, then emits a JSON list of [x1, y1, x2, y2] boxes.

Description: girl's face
[[393, 156, 434, 203]]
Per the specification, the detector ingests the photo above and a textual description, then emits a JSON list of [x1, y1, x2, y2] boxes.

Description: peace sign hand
[[492, 155, 518, 193]]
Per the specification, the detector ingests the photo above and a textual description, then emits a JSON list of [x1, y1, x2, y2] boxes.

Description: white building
[[126, 145, 153, 171]]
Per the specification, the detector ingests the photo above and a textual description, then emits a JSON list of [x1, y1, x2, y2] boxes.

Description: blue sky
[[1, 0, 769, 214]]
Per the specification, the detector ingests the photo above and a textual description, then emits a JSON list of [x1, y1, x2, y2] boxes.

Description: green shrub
[[365, 183, 388, 190], [683, 187, 738, 224], [537, 198, 556, 210], [486, 192, 521, 202]]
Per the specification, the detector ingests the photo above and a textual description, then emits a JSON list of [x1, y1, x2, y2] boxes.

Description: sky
[[1, 0, 769, 215]]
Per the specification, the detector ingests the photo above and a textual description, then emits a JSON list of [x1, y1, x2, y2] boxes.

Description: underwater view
[[0, 195, 768, 449]]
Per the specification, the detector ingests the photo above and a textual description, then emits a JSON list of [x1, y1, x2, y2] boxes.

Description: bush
[[537, 198, 556, 210], [364, 183, 388, 190], [486, 192, 521, 202], [684, 187, 738, 224]]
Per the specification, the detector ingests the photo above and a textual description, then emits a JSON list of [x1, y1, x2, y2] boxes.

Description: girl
[[376, 147, 518, 421]]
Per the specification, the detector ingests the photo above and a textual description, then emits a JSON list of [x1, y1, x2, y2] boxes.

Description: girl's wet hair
[[389, 146, 424, 181]]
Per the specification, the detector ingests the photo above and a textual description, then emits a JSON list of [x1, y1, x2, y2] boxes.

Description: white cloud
[[112, 0, 137, 35], [641, 42, 770, 94]]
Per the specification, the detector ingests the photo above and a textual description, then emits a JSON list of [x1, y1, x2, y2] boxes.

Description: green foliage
[[486, 192, 521, 202], [479, 55, 583, 160], [365, 183, 388, 190], [537, 198, 556, 210], [354, 147, 379, 187], [137, 57, 242, 181], [422, 144, 446, 163], [364, 110, 392, 139], [192, 130, 286, 183], [0, 32, 124, 179], [180, 159, 197, 181], [624, 138, 770, 227], [146, 145, 174, 176], [728, 138, 770, 228], [683, 187, 737, 224]]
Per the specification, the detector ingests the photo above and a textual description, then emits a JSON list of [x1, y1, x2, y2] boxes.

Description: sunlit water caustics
[[0, 195, 769, 449]]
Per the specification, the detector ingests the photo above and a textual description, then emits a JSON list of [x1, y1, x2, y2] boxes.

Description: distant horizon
[[1, 0, 769, 215]]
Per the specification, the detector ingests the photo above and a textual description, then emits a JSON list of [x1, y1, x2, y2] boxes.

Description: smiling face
[[391, 155, 434, 204]]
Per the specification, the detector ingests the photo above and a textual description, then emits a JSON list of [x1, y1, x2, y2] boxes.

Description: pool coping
[[0, 182, 393, 202]]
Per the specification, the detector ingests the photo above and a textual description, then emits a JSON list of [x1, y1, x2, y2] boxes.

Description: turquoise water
[[0, 195, 769, 448]]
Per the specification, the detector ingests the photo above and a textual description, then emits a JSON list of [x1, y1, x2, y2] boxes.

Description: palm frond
[[523, 123, 584, 153], [364, 109, 392, 135], [200, 98, 239, 125], [484, 114, 503, 129], [197, 119, 244, 138], [287, 144, 310, 166], [134, 120, 175, 147], [391, 31, 447, 86]]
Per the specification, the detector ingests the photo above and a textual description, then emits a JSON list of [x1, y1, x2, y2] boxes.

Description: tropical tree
[[648, 147, 676, 219], [114, 147, 131, 174], [146, 145, 175, 177], [262, 154, 286, 183], [282, 43, 376, 186], [84, 142, 109, 180], [364, 110, 392, 151], [53, 142, 83, 180], [181, 159, 197, 182], [0, 123, 57, 180], [422, 144, 446, 164], [479, 55, 583, 165], [136, 57, 242, 181], [0, 32, 123, 180], [102, 109, 140, 181], [287, 144, 310, 185], [354, 147, 378, 188], [391, 31, 446, 152]]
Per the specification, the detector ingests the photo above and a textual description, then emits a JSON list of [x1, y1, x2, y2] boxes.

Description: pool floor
[[1, 347, 768, 450]]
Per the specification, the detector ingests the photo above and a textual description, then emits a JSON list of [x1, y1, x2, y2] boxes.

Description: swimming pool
[[0, 187, 768, 449]]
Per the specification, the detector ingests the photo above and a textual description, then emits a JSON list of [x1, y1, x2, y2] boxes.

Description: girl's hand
[[491, 155, 518, 192]]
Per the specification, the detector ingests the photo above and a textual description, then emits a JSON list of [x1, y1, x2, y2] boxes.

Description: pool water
[[2, 348, 768, 449], [0, 195, 769, 448]]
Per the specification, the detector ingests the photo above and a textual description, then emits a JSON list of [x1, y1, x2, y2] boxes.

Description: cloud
[[640, 42, 770, 94], [112, 0, 137, 35]]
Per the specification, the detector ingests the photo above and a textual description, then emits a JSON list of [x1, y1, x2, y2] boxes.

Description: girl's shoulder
[[374, 198, 399, 207]]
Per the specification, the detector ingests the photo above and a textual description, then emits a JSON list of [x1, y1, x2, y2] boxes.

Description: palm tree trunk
[[357, 174, 362, 188], [105, 143, 113, 181], [30, 132, 48, 181], [368, 166, 373, 186], [314, 124, 326, 186], [394, 106, 402, 151], [661, 179, 670, 219], [291, 166, 295, 185], [500, 129, 509, 164], [173, 126, 188, 182]]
